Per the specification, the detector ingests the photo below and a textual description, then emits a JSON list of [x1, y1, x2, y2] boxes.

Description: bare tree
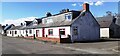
[[106, 11, 112, 16]]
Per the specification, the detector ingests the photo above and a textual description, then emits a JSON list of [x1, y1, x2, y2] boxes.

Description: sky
[[0, 1, 118, 26]]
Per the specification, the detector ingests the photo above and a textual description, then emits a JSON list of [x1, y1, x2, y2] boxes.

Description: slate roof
[[4, 24, 14, 30], [116, 14, 120, 26], [37, 10, 85, 28], [36, 18, 42, 24], [18, 10, 81, 29], [37, 20, 72, 28], [98, 20, 112, 28], [18, 9, 89, 30], [116, 18, 120, 26], [40, 10, 81, 19], [35, 11, 83, 28], [25, 21, 33, 26], [96, 15, 113, 28], [9, 26, 23, 30]]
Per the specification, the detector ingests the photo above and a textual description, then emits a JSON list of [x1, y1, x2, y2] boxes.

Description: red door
[[42, 28, 45, 37], [36, 30, 39, 37]]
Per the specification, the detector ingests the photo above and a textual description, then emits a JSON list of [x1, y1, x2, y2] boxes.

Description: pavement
[[1, 34, 120, 54]]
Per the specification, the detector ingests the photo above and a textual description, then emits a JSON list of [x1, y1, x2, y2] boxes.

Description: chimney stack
[[66, 9, 69, 12], [83, 3, 89, 11], [46, 12, 52, 17]]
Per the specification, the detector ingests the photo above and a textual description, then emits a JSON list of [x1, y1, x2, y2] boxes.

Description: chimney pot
[[83, 3, 89, 11]]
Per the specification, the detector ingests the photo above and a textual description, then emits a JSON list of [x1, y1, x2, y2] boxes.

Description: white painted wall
[[27, 29, 34, 37], [7, 30, 20, 37], [1, 30, 4, 34], [13, 30, 20, 37], [20, 30, 26, 37], [7, 30, 12, 36], [100, 28, 109, 38], [44, 26, 70, 38]]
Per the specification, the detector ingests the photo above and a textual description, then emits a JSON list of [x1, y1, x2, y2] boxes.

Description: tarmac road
[[1, 34, 120, 54]]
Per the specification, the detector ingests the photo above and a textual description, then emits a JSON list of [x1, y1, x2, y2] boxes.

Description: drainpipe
[[33, 29, 36, 39]]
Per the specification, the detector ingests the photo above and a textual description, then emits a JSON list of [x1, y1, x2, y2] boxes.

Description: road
[[1, 34, 120, 54]]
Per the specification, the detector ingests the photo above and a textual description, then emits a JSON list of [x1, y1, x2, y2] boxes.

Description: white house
[[4, 24, 14, 36], [18, 19, 42, 38], [7, 26, 22, 37]]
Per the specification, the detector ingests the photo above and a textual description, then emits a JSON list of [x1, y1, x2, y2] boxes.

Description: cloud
[[78, 3, 82, 6], [84, 1, 94, 5], [1, 17, 38, 26], [71, 3, 77, 6], [83, 1, 104, 6], [95, 1, 104, 6], [71, 1, 103, 7]]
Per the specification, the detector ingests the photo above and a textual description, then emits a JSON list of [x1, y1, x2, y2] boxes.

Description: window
[[59, 29, 65, 35], [10, 31, 11, 34], [46, 18, 53, 24], [15, 31, 17, 34], [65, 14, 72, 20], [73, 26, 78, 35], [29, 30, 32, 34], [48, 29, 53, 35]]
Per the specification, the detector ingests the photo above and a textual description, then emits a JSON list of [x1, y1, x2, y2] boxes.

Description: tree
[[106, 11, 112, 16]]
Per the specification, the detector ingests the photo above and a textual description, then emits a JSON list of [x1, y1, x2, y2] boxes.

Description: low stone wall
[[36, 37, 60, 43], [23, 36, 71, 43]]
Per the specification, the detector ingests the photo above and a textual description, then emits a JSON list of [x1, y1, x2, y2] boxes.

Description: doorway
[[36, 30, 39, 37]]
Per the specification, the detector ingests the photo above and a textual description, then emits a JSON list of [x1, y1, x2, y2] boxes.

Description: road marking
[[101, 46, 119, 50], [112, 49, 120, 53]]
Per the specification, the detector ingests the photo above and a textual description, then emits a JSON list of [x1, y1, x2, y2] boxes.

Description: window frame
[[15, 31, 17, 34], [65, 13, 72, 20], [10, 31, 11, 34], [73, 26, 78, 35], [29, 29, 32, 34], [59, 28, 65, 36], [48, 29, 53, 35]]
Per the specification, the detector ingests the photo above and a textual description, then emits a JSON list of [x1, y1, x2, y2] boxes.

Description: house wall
[[100, 28, 109, 38], [110, 22, 120, 38], [13, 30, 20, 37], [7, 30, 12, 36], [7, 30, 20, 37], [44, 26, 70, 38], [71, 11, 100, 42], [1, 30, 4, 34], [19, 30, 26, 37], [27, 29, 34, 37]]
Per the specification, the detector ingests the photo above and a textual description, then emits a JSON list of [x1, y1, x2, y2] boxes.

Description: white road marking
[[101, 46, 119, 50], [112, 49, 120, 52]]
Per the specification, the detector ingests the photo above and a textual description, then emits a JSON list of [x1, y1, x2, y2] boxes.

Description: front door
[[36, 30, 39, 37], [59, 29, 66, 38]]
